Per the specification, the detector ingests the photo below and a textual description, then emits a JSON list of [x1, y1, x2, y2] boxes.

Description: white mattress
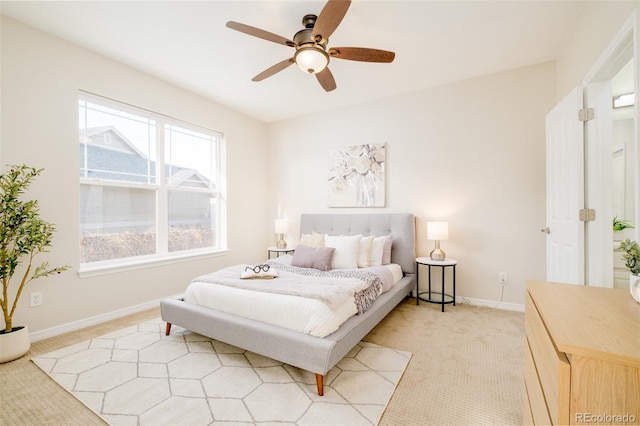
[[185, 263, 403, 338]]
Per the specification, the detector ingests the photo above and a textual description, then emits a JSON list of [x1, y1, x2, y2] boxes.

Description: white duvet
[[184, 262, 403, 338]]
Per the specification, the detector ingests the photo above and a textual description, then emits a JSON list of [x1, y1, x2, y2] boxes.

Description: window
[[79, 92, 224, 271]]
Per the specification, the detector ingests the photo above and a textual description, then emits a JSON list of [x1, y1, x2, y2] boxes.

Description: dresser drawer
[[522, 380, 534, 426], [525, 292, 570, 425], [523, 337, 552, 425]]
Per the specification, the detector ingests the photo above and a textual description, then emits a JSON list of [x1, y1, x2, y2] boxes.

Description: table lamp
[[427, 221, 448, 261], [275, 219, 288, 249]]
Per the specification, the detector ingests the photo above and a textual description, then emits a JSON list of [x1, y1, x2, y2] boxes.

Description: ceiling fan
[[226, 0, 395, 92]]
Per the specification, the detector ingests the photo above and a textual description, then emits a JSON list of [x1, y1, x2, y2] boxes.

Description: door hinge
[[579, 208, 596, 222], [578, 108, 594, 122]]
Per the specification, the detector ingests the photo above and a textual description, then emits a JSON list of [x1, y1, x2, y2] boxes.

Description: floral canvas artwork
[[328, 143, 386, 207]]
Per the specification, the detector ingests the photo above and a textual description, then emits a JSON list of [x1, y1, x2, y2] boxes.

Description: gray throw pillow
[[291, 245, 335, 271]]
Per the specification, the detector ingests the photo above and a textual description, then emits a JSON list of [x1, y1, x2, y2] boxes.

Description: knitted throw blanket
[[267, 261, 385, 314]]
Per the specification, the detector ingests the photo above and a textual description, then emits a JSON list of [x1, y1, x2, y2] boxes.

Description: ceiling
[[1, 1, 587, 123]]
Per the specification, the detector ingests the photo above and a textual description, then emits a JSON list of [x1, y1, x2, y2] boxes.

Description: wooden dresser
[[523, 280, 640, 425]]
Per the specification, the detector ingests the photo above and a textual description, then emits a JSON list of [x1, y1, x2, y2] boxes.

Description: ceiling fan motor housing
[[294, 15, 327, 49]]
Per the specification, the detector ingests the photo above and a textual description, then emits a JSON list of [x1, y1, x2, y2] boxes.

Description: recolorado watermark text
[[575, 413, 637, 424]]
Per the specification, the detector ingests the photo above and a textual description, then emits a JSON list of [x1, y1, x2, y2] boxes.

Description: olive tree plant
[[0, 165, 69, 333]]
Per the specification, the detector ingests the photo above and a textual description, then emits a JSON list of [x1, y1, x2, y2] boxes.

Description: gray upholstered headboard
[[299, 213, 416, 275]]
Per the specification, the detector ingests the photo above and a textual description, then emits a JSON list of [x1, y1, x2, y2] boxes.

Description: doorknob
[[540, 227, 550, 234]]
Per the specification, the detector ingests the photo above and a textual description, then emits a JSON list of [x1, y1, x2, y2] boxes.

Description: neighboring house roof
[[79, 127, 212, 188], [167, 168, 210, 188], [82, 125, 147, 158]]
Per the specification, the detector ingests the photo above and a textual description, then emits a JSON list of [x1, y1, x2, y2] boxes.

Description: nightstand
[[267, 246, 295, 259], [415, 257, 457, 312]]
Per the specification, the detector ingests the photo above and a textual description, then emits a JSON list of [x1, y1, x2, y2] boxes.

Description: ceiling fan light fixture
[[295, 46, 329, 74]]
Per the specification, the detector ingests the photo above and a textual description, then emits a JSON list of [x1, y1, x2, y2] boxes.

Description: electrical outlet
[[30, 292, 43, 307], [498, 272, 508, 285]]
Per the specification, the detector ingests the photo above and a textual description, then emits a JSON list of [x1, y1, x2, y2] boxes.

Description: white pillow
[[358, 236, 374, 268], [299, 232, 325, 248], [370, 234, 393, 266], [369, 236, 385, 266], [382, 235, 393, 264], [325, 234, 362, 269]]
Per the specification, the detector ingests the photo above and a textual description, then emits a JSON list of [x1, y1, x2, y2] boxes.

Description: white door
[[545, 87, 585, 284]]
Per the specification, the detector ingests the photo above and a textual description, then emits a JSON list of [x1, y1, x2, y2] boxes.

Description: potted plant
[[0, 165, 69, 362], [613, 216, 634, 232], [618, 238, 640, 304]]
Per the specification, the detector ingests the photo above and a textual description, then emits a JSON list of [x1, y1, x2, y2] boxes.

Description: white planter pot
[[0, 325, 30, 363], [630, 275, 640, 304]]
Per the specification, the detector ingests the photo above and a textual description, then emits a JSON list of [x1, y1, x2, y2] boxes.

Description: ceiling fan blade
[[312, 0, 351, 42], [252, 58, 294, 82], [226, 21, 295, 47], [316, 68, 337, 92], [329, 47, 395, 63]]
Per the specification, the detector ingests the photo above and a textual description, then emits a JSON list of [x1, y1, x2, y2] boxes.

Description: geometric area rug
[[31, 318, 411, 425]]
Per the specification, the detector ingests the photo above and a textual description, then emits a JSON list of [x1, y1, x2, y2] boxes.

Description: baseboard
[[412, 289, 525, 312], [457, 296, 525, 312], [28, 295, 180, 342]]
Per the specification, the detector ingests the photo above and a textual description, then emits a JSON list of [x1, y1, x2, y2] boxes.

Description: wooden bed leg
[[315, 373, 324, 396], [165, 322, 172, 336]]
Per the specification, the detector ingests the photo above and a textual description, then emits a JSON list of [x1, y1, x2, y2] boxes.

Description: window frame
[[78, 91, 227, 277]]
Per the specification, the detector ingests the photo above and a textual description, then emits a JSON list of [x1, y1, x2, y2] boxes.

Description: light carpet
[[31, 318, 411, 425]]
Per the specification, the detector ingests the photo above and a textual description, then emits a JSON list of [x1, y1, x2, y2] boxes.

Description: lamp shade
[[274, 219, 288, 234], [427, 221, 448, 241], [295, 47, 329, 74]]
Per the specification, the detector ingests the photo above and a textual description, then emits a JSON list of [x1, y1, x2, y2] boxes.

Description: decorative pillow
[[358, 235, 374, 268], [382, 235, 393, 265], [369, 234, 392, 266], [299, 232, 325, 248], [291, 245, 335, 271], [325, 234, 362, 269]]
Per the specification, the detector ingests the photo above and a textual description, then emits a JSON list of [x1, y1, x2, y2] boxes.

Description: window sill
[[78, 248, 228, 278]]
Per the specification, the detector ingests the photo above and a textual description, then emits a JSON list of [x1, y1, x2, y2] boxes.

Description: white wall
[[266, 62, 556, 308], [0, 17, 270, 335]]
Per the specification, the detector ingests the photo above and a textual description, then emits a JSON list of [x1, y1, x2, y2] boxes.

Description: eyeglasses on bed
[[245, 264, 270, 274]]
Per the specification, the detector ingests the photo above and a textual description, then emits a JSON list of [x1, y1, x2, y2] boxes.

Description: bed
[[160, 213, 416, 396]]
